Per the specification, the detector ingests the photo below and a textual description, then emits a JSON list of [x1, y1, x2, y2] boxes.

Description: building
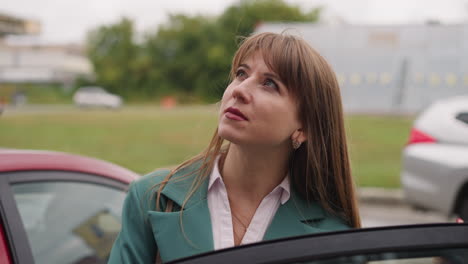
[[0, 12, 92, 88], [0, 12, 40, 37], [0, 44, 92, 87], [256, 23, 468, 113]]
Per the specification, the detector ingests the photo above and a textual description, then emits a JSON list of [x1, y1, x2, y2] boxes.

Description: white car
[[73, 86, 122, 109], [401, 95, 468, 220]]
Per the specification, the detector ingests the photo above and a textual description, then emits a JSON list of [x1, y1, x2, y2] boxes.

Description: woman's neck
[[220, 143, 291, 203]]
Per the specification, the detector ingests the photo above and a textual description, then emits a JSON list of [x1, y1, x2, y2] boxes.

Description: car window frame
[[169, 223, 468, 264], [0, 170, 129, 264]]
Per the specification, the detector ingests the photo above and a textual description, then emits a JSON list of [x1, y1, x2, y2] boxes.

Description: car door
[[169, 224, 468, 264], [0, 219, 12, 264], [0, 170, 128, 264]]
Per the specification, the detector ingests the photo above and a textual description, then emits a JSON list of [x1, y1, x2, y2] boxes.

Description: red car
[[0, 149, 139, 264]]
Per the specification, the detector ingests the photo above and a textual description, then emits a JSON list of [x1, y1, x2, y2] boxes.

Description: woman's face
[[218, 52, 303, 149]]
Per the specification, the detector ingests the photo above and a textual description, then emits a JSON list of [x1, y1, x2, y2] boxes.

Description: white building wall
[[256, 23, 468, 113], [0, 46, 92, 84]]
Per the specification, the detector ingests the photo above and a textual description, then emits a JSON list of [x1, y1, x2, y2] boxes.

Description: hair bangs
[[230, 33, 304, 100]]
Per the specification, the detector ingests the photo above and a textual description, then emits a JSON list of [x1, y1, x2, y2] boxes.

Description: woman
[[108, 32, 361, 264]]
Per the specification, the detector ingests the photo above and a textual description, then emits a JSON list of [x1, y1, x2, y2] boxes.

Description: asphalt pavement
[[359, 187, 449, 227]]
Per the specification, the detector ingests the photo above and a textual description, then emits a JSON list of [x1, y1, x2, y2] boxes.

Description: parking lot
[[360, 201, 448, 227]]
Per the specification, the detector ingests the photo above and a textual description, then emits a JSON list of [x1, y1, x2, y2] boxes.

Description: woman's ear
[[291, 128, 307, 144]]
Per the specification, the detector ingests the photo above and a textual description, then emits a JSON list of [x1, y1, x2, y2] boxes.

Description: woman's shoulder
[[127, 163, 202, 212], [129, 168, 173, 194], [122, 169, 174, 213], [129, 162, 202, 198], [318, 212, 351, 230]]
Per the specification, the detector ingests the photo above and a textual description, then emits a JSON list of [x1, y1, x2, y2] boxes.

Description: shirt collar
[[208, 155, 291, 204], [208, 155, 223, 191], [277, 174, 291, 205]]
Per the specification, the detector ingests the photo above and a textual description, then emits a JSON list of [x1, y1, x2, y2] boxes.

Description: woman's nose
[[231, 78, 253, 104]]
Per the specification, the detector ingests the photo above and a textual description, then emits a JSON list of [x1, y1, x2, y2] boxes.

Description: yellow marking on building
[[380, 72, 392, 85], [445, 73, 457, 86], [429, 73, 440, 86], [350, 73, 362, 85]]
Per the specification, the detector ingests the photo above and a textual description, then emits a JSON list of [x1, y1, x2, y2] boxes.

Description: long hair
[[154, 32, 361, 228]]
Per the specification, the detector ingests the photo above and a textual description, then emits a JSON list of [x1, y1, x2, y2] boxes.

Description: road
[[360, 202, 450, 227]]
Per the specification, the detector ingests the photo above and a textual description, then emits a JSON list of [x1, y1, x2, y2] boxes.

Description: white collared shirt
[[207, 157, 290, 250]]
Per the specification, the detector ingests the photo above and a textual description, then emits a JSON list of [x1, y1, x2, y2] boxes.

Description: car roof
[[431, 95, 468, 110], [415, 95, 468, 144], [0, 149, 139, 184], [77, 86, 106, 92]]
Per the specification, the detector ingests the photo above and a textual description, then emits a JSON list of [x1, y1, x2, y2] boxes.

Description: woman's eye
[[264, 79, 279, 90], [236, 70, 247, 79]]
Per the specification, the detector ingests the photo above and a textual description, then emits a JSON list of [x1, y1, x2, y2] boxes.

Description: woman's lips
[[225, 107, 248, 121]]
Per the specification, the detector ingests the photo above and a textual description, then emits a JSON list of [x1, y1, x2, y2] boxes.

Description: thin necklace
[[231, 209, 248, 243], [220, 154, 249, 243], [232, 210, 248, 231]]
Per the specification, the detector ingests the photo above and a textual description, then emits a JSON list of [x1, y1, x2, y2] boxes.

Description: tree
[[86, 18, 137, 97], [141, 0, 321, 100], [142, 15, 220, 97], [210, 0, 321, 98], [219, 0, 320, 39], [85, 0, 321, 101]]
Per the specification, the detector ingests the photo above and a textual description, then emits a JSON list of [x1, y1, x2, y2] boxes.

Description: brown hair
[[154, 32, 361, 228]]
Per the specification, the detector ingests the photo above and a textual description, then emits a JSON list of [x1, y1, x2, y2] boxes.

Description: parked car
[[0, 149, 139, 264], [169, 224, 468, 264], [401, 96, 468, 220], [73, 86, 122, 109]]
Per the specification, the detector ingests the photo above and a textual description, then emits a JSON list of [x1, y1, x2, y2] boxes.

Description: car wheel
[[458, 196, 468, 221]]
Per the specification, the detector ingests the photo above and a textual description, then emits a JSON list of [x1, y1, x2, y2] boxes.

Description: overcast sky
[[2, 0, 468, 44]]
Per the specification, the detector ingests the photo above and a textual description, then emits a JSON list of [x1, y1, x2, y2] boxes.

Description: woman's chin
[[217, 128, 245, 145], [218, 132, 238, 144]]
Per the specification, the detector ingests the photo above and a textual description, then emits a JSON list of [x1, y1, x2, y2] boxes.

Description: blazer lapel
[[147, 164, 215, 262], [263, 190, 327, 241]]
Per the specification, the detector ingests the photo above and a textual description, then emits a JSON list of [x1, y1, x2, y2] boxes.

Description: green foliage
[[141, 15, 227, 100], [85, 0, 321, 102], [219, 0, 319, 41], [86, 17, 138, 97], [0, 84, 73, 104]]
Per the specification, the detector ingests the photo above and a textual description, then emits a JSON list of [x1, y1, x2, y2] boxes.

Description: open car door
[[169, 224, 468, 264]]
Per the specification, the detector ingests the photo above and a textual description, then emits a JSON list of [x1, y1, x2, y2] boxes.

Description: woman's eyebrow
[[239, 63, 250, 69], [264, 72, 280, 80], [239, 63, 283, 83]]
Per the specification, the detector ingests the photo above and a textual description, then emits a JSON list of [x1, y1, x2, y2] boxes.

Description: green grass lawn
[[0, 105, 413, 188], [346, 115, 413, 188]]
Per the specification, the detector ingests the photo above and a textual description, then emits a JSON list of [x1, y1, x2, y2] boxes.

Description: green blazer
[[108, 163, 350, 263]]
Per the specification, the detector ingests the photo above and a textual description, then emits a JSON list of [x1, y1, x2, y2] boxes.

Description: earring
[[292, 140, 301, 150]]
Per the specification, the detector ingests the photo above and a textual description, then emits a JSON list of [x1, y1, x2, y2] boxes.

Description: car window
[[456, 112, 468, 125], [11, 181, 126, 264]]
